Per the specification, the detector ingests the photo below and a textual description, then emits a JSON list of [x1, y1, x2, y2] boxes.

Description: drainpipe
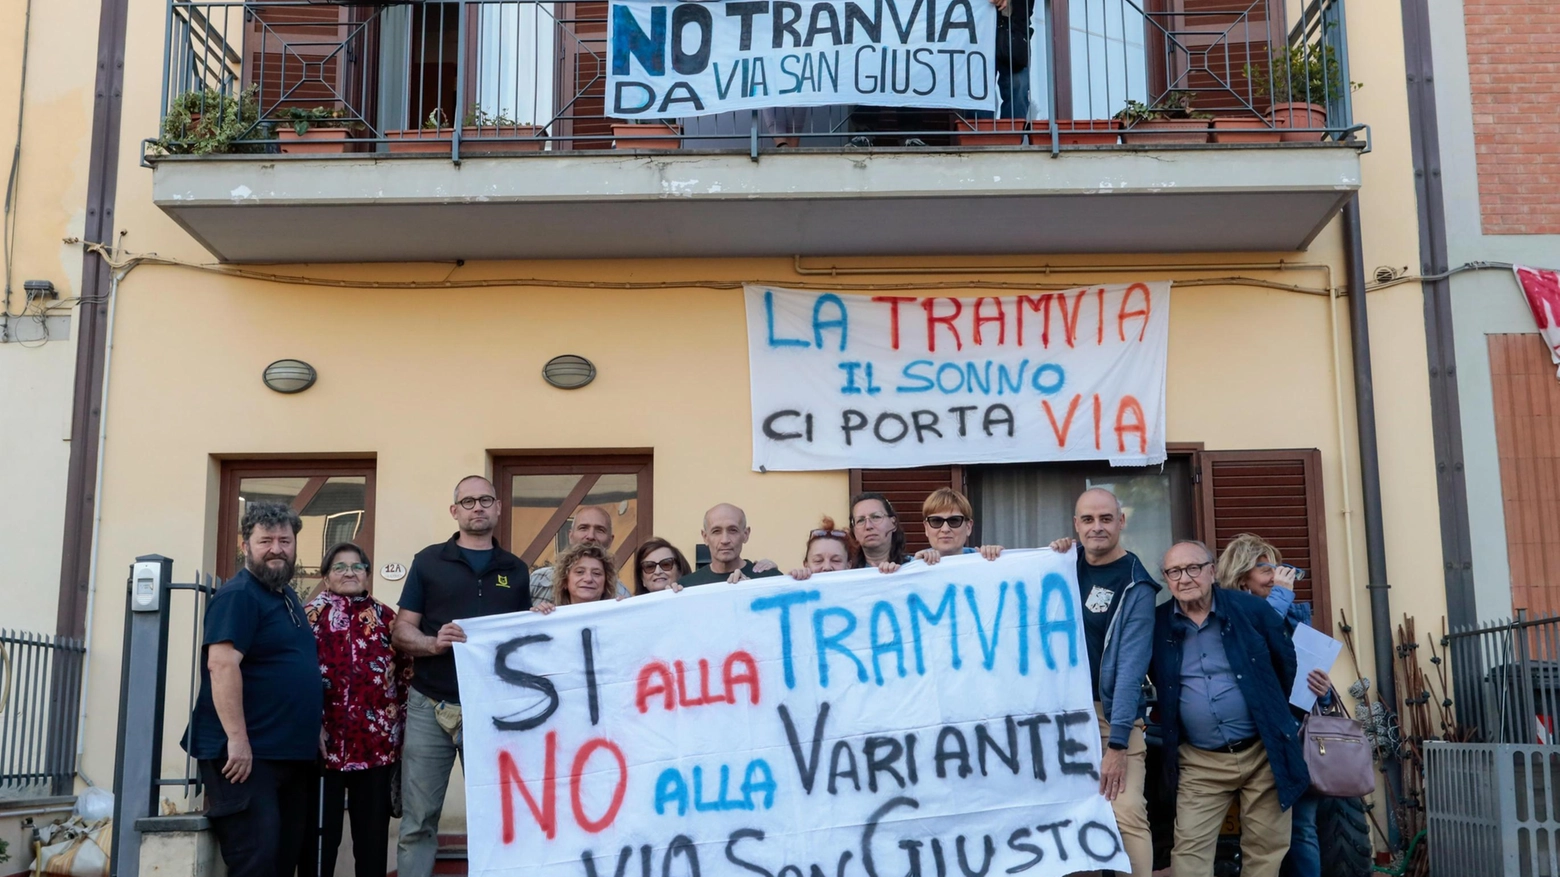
[[1341, 193, 1406, 820]]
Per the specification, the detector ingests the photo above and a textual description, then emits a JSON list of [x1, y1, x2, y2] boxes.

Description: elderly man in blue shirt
[[1150, 540, 1309, 877]]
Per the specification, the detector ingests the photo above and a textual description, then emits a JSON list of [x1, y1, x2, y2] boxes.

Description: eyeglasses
[[639, 557, 680, 574], [457, 495, 498, 510], [810, 529, 848, 539], [925, 515, 969, 531], [330, 562, 369, 574], [1162, 561, 1214, 581], [851, 512, 893, 528]]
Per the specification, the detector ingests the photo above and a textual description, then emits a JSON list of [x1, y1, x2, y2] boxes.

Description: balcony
[[149, 0, 1364, 262]]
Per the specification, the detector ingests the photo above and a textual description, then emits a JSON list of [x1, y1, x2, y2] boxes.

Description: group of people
[[183, 473, 1344, 877]]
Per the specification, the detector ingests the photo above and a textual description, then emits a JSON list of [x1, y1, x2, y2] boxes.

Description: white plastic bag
[[74, 787, 114, 823]]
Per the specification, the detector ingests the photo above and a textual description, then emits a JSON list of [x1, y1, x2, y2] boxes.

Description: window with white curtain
[[969, 458, 1194, 587], [475, 2, 557, 127], [1029, 0, 1150, 120]]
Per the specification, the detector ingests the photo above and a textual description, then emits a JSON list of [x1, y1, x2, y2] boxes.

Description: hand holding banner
[[454, 551, 1129, 877]]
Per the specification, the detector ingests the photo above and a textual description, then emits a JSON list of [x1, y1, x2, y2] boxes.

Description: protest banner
[[454, 550, 1129, 877], [605, 0, 999, 118], [744, 283, 1171, 472]]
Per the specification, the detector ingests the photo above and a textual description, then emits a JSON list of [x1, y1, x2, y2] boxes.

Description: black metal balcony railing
[[151, 0, 1360, 160], [0, 629, 85, 799]]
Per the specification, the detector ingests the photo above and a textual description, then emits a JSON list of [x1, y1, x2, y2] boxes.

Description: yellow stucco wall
[[0, 0, 1448, 856]]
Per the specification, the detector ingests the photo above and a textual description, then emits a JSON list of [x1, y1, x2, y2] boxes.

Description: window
[[495, 454, 653, 584], [217, 459, 377, 597], [969, 457, 1197, 577]]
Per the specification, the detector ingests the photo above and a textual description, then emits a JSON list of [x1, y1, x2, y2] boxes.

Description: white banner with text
[[745, 283, 1171, 472], [605, 0, 999, 118], [454, 551, 1128, 877]]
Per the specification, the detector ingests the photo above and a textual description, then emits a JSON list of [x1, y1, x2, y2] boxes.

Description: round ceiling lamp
[[262, 359, 318, 394], [542, 354, 596, 389]]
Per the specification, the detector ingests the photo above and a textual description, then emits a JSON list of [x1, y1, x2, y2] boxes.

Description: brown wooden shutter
[[244, 3, 358, 112], [1488, 334, 1560, 618], [556, 1, 613, 149], [850, 466, 966, 554], [1196, 449, 1332, 632]]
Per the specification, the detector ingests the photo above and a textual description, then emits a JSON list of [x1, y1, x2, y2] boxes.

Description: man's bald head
[[702, 503, 751, 570], [1073, 487, 1127, 563], [703, 503, 748, 531]]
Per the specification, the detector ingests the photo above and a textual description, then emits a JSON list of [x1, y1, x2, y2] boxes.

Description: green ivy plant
[[1246, 44, 1363, 105], [1113, 93, 1212, 125], [280, 106, 356, 136], [154, 85, 268, 155], [464, 104, 519, 128], [0, 836, 10, 864]]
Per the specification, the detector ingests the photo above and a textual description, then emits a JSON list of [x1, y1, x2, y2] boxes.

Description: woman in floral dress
[[306, 542, 411, 877]]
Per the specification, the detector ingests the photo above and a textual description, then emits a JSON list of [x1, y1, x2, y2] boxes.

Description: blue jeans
[[969, 65, 1031, 120], [1282, 789, 1321, 877]]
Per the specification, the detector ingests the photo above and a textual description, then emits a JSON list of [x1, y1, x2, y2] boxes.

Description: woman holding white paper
[[1217, 533, 1332, 877]]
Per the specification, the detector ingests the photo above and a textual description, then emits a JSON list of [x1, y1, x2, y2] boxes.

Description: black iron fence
[[150, 0, 1360, 159], [0, 629, 86, 798], [1444, 612, 1560, 745]]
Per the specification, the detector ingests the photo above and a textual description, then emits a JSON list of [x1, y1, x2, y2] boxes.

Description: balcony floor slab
[[151, 146, 1362, 262]]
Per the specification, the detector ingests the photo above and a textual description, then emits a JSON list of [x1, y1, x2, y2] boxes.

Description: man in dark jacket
[[393, 475, 531, 877], [1150, 540, 1308, 877]]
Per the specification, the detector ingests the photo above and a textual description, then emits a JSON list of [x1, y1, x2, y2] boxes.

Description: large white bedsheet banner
[[454, 551, 1128, 877], [605, 0, 999, 118], [745, 283, 1170, 472]]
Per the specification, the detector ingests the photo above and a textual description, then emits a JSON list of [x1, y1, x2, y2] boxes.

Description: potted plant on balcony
[[611, 119, 682, 150], [459, 105, 545, 153], [385, 106, 545, 154], [1246, 44, 1361, 141], [1116, 94, 1211, 144], [276, 106, 357, 154], [154, 85, 269, 155], [953, 115, 1028, 146]]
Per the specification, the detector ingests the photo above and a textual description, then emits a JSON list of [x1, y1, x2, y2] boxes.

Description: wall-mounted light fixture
[[542, 354, 596, 389], [262, 359, 318, 394]]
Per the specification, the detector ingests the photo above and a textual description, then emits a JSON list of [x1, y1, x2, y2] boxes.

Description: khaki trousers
[[1172, 741, 1291, 877], [1093, 702, 1152, 877]]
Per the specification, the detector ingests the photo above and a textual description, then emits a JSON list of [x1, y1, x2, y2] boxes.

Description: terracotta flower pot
[[1211, 115, 1282, 144], [385, 126, 545, 154], [1120, 118, 1210, 145], [952, 118, 1027, 146], [1031, 119, 1121, 145], [277, 128, 351, 154], [612, 123, 681, 150], [1267, 102, 1328, 142]]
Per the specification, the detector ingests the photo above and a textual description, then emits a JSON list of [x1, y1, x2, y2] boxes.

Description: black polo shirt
[[184, 568, 323, 761], [677, 560, 784, 586], [398, 534, 530, 704]]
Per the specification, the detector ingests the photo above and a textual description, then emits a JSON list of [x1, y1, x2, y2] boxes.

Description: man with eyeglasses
[[529, 506, 632, 603], [1150, 541, 1307, 877], [912, 488, 1003, 564], [393, 475, 530, 877], [1045, 488, 1158, 877], [183, 501, 321, 877]]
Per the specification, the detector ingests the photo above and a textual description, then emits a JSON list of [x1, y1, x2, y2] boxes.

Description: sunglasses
[[639, 557, 680, 574], [925, 515, 969, 530], [810, 529, 848, 539]]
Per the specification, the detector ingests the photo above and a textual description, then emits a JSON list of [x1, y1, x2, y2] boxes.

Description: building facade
[[1, 0, 1460, 871]]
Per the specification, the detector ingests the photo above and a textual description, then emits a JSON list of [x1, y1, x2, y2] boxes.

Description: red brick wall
[[1465, 0, 1560, 235]]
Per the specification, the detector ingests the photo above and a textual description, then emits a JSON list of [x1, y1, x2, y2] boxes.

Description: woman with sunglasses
[[633, 538, 692, 593], [913, 488, 1004, 564], [787, 516, 859, 579], [1216, 532, 1333, 877], [304, 542, 410, 877]]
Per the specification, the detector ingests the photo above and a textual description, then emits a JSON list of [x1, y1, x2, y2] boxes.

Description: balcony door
[[1030, 0, 1279, 121]]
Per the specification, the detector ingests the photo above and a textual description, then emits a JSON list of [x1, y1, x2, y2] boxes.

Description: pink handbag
[[1300, 692, 1375, 797]]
